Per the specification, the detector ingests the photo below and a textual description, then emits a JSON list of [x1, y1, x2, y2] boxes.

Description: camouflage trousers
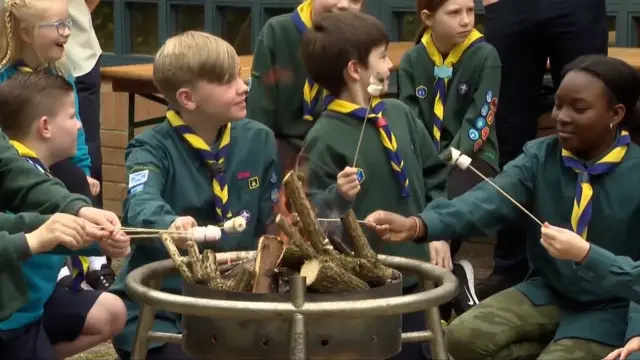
[[445, 288, 615, 360]]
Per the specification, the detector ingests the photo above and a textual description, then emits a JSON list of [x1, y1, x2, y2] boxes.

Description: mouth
[[55, 41, 66, 49]]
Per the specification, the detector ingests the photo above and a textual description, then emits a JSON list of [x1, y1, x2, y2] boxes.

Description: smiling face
[[18, 0, 71, 64], [355, 44, 393, 95], [422, 0, 475, 50], [39, 91, 80, 161], [552, 70, 625, 159]]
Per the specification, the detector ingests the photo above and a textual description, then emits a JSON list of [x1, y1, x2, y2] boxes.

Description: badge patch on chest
[[416, 86, 427, 99], [271, 188, 279, 203], [128, 170, 148, 188], [270, 170, 277, 184], [239, 210, 251, 221], [485, 91, 493, 103], [481, 104, 489, 117], [458, 83, 469, 95], [468, 129, 480, 141], [248, 176, 260, 189]]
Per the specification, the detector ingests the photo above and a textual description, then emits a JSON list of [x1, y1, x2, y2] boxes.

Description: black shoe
[[85, 264, 116, 290], [56, 274, 74, 289], [451, 260, 479, 315], [475, 272, 522, 301]]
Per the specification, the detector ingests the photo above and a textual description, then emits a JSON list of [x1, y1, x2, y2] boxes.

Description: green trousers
[[446, 287, 616, 360]]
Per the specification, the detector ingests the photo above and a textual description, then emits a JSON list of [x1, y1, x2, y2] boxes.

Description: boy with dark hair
[[247, 0, 364, 172], [0, 72, 127, 360], [300, 11, 448, 360], [109, 31, 280, 360]]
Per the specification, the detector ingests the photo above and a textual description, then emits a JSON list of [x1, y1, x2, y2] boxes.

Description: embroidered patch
[[128, 170, 148, 188], [270, 188, 279, 203], [468, 129, 480, 141], [481, 127, 490, 141], [458, 83, 469, 95], [475, 117, 487, 130], [486, 111, 495, 125], [129, 184, 144, 195], [239, 209, 251, 221], [485, 91, 493, 103], [490, 98, 499, 111], [474, 139, 483, 152], [481, 104, 489, 117], [416, 86, 427, 99], [248, 176, 260, 189], [237, 171, 251, 180], [270, 170, 278, 184], [355, 168, 366, 183]]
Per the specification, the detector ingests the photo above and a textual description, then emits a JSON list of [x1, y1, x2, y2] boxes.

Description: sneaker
[[85, 264, 116, 290], [451, 260, 480, 315], [56, 274, 74, 289]]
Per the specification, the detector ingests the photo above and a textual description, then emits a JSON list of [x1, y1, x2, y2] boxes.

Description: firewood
[[275, 214, 316, 259], [253, 236, 285, 293], [160, 233, 194, 283], [186, 241, 205, 282], [341, 210, 377, 260], [283, 171, 333, 254], [300, 258, 369, 293], [219, 258, 255, 275], [222, 264, 255, 292], [201, 249, 223, 288], [335, 256, 392, 287], [280, 245, 307, 270]]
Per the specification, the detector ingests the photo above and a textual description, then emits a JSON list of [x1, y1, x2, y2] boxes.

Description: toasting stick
[[447, 148, 543, 226]]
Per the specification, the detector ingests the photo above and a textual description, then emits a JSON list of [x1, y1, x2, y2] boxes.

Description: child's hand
[[605, 336, 640, 360], [86, 176, 100, 196], [25, 213, 92, 254], [337, 166, 360, 201], [429, 240, 453, 270], [540, 222, 590, 262], [169, 216, 198, 248]]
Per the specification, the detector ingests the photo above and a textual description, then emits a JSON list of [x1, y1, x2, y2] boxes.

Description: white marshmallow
[[448, 147, 472, 170], [448, 148, 462, 166], [191, 226, 222, 242], [205, 225, 222, 241], [367, 84, 383, 97], [223, 217, 246, 233], [369, 74, 383, 86]]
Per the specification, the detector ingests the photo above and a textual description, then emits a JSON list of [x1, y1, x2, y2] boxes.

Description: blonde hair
[[153, 31, 239, 105], [0, 0, 70, 73]]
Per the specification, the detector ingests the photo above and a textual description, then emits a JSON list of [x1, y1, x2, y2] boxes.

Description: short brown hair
[[153, 31, 239, 106], [0, 71, 74, 139], [300, 11, 389, 96]]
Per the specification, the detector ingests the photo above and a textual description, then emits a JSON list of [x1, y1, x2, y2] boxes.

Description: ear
[[19, 25, 34, 44], [345, 59, 361, 82], [36, 116, 52, 139], [420, 9, 433, 28], [176, 87, 197, 111], [610, 103, 626, 128]]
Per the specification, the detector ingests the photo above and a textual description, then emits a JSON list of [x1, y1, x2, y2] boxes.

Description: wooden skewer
[[316, 218, 368, 224]]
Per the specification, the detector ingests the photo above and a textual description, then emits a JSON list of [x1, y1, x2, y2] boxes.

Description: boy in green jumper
[[300, 11, 448, 360], [247, 0, 363, 172], [365, 55, 640, 359], [110, 31, 281, 360]]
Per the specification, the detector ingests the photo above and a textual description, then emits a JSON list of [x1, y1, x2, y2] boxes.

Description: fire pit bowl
[[125, 251, 458, 360]]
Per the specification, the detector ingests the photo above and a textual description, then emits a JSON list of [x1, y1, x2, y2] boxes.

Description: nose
[[460, 12, 471, 27], [335, 0, 349, 10]]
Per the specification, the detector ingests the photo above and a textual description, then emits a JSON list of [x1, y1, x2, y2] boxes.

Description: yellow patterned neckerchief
[[166, 110, 232, 223], [324, 96, 410, 198], [291, 1, 324, 121], [561, 130, 630, 239], [421, 29, 484, 150]]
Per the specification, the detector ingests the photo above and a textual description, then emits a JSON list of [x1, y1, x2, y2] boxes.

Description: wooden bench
[[100, 42, 640, 141]]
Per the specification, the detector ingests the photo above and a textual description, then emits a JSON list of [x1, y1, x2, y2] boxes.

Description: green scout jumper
[[247, 14, 319, 147], [0, 131, 91, 321], [110, 119, 281, 353], [305, 99, 448, 285], [399, 40, 501, 171], [417, 136, 640, 346]]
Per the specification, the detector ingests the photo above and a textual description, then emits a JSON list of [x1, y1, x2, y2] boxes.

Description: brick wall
[[99, 81, 166, 216]]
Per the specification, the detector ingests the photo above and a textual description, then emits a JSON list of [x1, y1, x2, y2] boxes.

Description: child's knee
[[87, 292, 126, 336]]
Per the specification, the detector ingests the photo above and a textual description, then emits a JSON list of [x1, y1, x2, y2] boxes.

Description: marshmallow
[[367, 84, 383, 97], [191, 226, 222, 242], [369, 73, 384, 86], [223, 216, 246, 233], [448, 147, 472, 170]]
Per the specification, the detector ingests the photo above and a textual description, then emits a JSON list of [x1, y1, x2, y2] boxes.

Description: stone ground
[[69, 237, 496, 360]]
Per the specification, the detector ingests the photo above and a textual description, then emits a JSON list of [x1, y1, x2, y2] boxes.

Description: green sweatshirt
[[0, 130, 90, 321]]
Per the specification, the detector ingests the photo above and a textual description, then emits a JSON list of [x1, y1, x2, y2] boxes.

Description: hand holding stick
[[447, 148, 543, 226]]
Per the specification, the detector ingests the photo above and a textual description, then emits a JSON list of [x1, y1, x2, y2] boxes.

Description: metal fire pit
[[125, 251, 458, 360]]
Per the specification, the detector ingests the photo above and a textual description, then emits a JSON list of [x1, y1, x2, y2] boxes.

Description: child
[[0, 0, 115, 290], [365, 55, 640, 360], [247, 0, 363, 172], [0, 71, 127, 360], [300, 11, 448, 360], [109, 31, 281, 360], [398, 0, 502, 311]]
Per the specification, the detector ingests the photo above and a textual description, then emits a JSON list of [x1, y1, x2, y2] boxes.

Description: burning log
[[222, 264, 255, 292], [276, 214, 316, 259], [300, 258, 369, 293], [253, 236, 285, 293]]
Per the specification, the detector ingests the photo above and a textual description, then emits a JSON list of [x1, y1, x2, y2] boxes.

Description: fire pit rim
[[124, 251, 458, 319]]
